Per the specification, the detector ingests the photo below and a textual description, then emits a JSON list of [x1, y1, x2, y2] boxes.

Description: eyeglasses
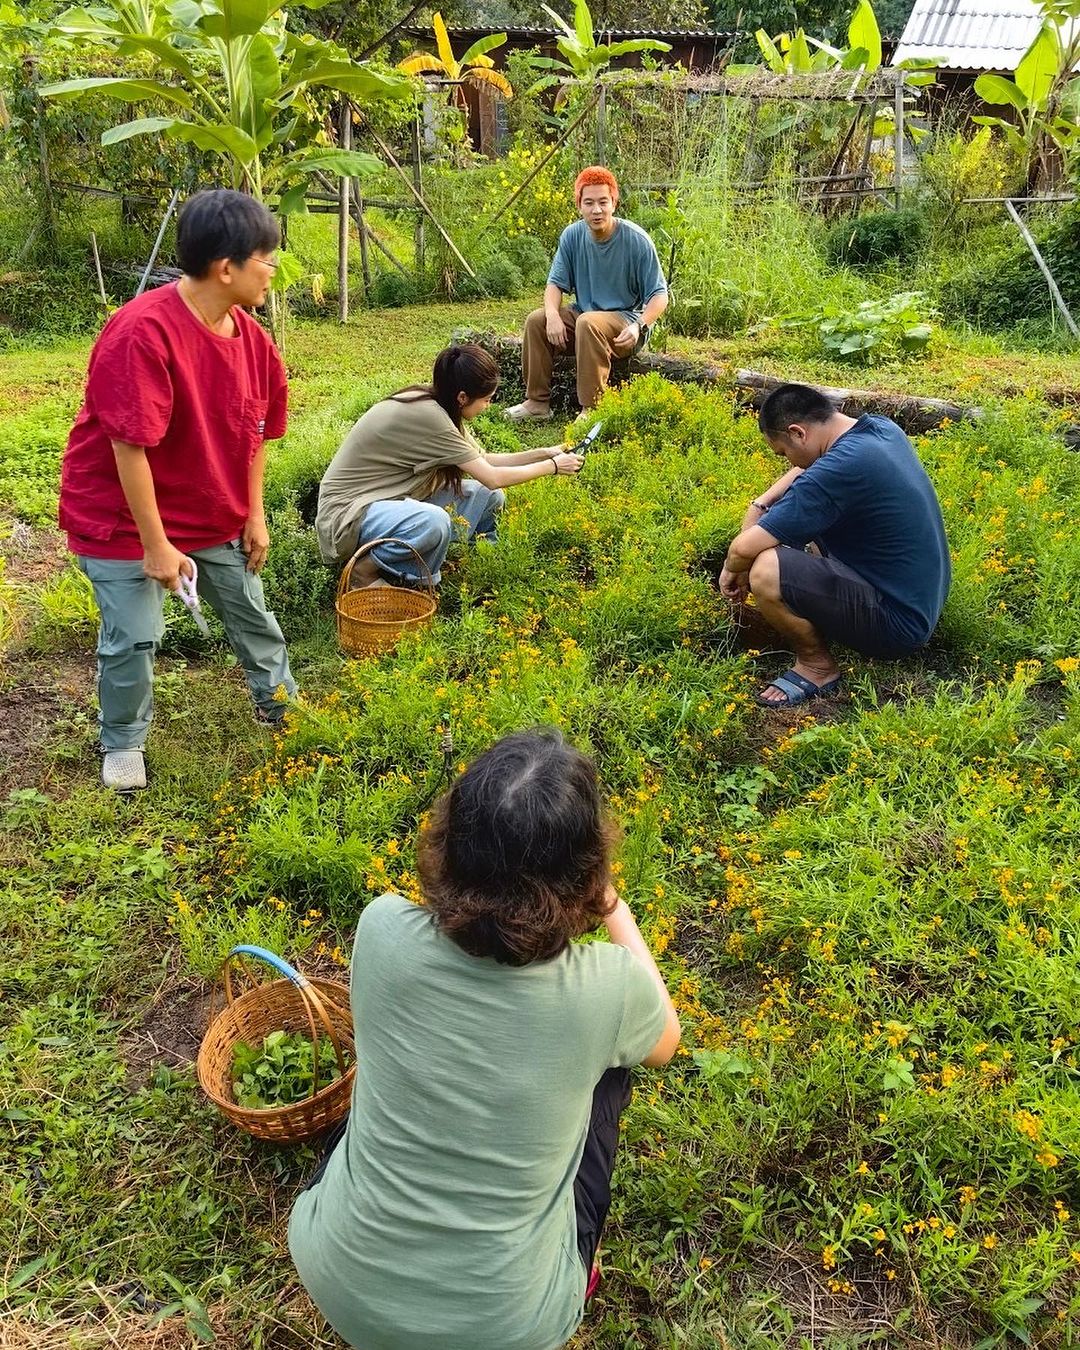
[[250, 255, 279, 271]]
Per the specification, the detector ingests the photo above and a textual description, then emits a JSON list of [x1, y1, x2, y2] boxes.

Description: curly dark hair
[[417, 730, 617, 966]]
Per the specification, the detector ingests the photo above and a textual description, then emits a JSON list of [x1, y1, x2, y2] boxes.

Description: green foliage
[[525, 0, 672, 96], [780, 290, 935, 360], [939, 206, 1080, 333], [368, 267, 421, 308], [824, 207, 929, 268], [37, 0, 415, 214], [7, 308, 1080, 1344], [973, 0, 1080, 189], [231, 1029, 346, 1108]]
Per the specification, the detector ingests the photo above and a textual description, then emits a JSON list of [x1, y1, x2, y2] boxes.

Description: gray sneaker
[[101, 749, 147, 792]]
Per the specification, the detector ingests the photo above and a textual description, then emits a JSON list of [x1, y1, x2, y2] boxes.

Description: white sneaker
[[504, 402, 553, 423], [102, 749, 147, 791]]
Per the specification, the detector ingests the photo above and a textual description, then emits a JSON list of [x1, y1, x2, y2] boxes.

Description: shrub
[[824, 207, 929, 268], [368, 269, 420, 309], [502, 234, 550, 287], [456, 252, 524, 301]]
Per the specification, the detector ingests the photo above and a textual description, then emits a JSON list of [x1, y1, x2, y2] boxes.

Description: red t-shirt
[[60, 282, 288, 559]]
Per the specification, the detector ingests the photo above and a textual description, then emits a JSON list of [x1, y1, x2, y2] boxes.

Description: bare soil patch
[[0, 652, 94, 795]]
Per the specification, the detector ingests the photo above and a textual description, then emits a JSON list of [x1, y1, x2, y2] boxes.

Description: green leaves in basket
[[231, 1029, 347, 1110]]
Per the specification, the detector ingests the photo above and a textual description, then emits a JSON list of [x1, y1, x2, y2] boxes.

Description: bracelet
[[751, 499, 767, 511], [550, 455, 559, 476]]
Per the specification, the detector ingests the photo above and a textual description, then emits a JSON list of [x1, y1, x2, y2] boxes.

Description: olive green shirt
[[315, 396, 481, 564], [288, 893, 667, 1350]]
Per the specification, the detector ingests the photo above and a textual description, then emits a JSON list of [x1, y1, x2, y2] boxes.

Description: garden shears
[[176, 559, 210, 636]]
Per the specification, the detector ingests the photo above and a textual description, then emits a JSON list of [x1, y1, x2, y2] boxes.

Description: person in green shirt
[[288, 730, 681, 1350], [316, 344, 584, 587]]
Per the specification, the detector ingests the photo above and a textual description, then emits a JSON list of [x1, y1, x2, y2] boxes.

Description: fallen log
[[734, 369, 984, 434], [455, 329, 727, 415], [456, 330, 986, 435]]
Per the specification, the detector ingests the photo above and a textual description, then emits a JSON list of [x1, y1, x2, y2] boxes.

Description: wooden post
[[33, 74, 57, 252], [595, 83, 607, 163], [351, 184, 411, 278], [412, 111, 425, 276], [1004, 199, 1080, 338], [356, 182, 373, 298], [893, 70, 905, 210], [338, 101, 351, 323]]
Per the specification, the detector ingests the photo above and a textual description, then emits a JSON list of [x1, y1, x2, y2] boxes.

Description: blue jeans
[[358, 482, 504, 586], [78, 539, 297, 751]]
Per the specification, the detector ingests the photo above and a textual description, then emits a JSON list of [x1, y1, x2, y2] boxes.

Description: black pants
[[777, 546, 915, 659], [304, 1066, 633, 1274]]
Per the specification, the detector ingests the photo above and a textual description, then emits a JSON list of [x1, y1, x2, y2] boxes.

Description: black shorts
[[777, 547, 914, 659]]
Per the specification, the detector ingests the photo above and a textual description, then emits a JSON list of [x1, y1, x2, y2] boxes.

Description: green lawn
[[3, 305, 1080, 1349]]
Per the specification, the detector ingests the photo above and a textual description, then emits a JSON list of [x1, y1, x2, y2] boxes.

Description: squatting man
[[720, 383, 952, 709]]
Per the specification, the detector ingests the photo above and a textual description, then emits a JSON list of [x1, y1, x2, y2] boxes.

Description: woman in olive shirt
[[288, 730, 681, 1350], [316, 344, 584, 587]]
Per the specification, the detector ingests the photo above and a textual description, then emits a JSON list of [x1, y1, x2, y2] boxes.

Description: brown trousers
[[522, 306, 637, 410]]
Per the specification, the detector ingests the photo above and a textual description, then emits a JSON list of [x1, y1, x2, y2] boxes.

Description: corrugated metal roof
[[404, 24, 735, 40], [893, 0, 1042, 69]]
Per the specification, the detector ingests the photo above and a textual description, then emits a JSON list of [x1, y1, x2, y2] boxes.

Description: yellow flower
[[983, 1234, 998, 1250]]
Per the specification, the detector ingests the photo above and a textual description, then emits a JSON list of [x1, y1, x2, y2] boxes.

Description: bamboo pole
[[90, 231, 108, 317], [1003, 198, 1080, 338], [338, 102, 351, 323], [359, 117, 475, 278], [136, 188, 180, 297], [356, 183, 373, 297], [481, 91, 601, 234], [412, 111, 425, 276], [351, 184, 411, 278], [893, 70, 905, 210]]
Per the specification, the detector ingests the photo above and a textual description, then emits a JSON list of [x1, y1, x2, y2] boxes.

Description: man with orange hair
[[505, 166, 668, 419]]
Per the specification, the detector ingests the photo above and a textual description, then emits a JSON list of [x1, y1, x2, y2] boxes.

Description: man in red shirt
[[60, 188, 296, 790]]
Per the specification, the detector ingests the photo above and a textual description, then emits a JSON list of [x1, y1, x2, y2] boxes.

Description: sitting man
[[719, 383, 951, 708], [505, 166, 668, 422]]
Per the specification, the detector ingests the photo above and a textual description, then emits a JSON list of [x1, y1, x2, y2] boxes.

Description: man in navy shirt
[[505, 166, 668, 421], [719, 383, 951, 707]]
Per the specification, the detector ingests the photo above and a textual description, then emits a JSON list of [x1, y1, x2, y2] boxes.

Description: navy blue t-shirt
[[760, 415, 951, 648]]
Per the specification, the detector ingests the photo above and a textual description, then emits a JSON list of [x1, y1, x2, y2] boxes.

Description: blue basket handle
[[228, 944, 308, 987], [219, 944, 349, 1097]]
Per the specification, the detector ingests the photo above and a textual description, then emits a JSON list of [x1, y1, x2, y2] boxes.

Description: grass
[[3, 302, 1080, 1347]]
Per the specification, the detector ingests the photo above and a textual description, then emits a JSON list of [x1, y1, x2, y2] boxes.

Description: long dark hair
[[388, 344, 500, 494], [418, 730, 618, 966]]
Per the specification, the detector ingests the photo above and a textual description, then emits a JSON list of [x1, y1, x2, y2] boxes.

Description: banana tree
[[525, 0, 671, 101], [399, 13, 512, 102], [38, 0, 415, 212], [974, 0, 1080, 190]]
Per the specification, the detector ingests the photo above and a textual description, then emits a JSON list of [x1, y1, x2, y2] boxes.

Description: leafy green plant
[[231, 1028, 347, 1108], [37, 0, 414, 211], [399, 13, 512, 102], [781, 290, 936, 360], [525, 0, 671, 100], [974, 0, 1080, 191], [824, 207, 929, 267]]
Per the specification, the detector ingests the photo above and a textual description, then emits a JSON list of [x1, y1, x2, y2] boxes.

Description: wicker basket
[[336, 537, 437, 659], [197, 945, 355, 1144]]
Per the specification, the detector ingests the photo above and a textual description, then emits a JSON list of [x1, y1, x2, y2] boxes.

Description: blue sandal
[[756, 668, 842, 708]]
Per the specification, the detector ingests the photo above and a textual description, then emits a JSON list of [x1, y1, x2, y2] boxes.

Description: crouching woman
[[315, 344, 583, 588], [288, 730, 680, 1350]]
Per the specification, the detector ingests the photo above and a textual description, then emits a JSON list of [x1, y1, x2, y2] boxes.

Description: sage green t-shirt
[[288, 893, 667, 1350], [315, 395, 482, 564]]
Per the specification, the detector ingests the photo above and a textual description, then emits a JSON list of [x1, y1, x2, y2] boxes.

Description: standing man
[[719, 383, 950, 708], [505, 166, 668, 422], [59, 188, 297, 791]]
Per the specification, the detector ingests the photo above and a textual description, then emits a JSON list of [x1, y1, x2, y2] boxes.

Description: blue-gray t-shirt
[[547, 218, 667, 323], [759, 414, 951, 648]]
